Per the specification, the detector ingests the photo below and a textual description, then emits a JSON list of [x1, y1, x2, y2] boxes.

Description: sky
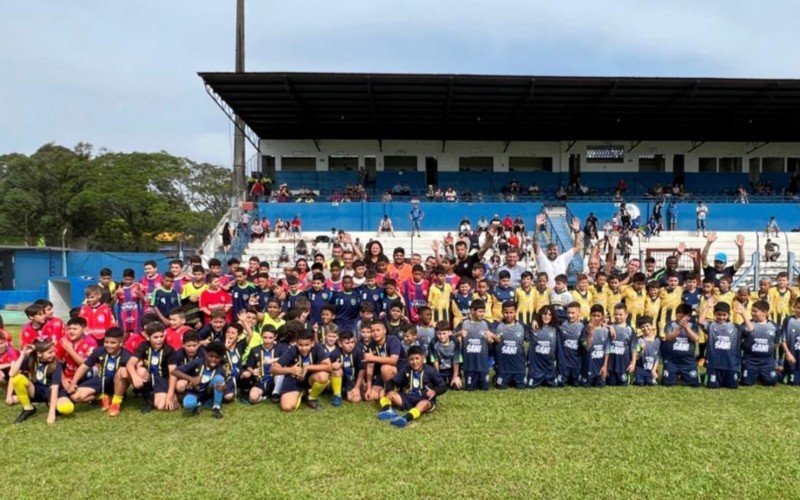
[[2, 0, 800, 167]]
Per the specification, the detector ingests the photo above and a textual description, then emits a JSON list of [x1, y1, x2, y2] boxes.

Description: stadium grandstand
[[200, 72, 800, 288]]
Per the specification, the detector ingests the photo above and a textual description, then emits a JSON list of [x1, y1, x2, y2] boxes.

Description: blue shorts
[[527, 367, 557, 388], [148, 375, 169, 394], [634, 368, 657, 386], [606, 371, 631, 386], [398, 392, 435, 411], [706, 369, 738, 389], [79, 375, 116, 396], [495, 372, 526, 389], [741, 358, 777, 386], [662, 361, 700, 387], [33, 384, 69, 403], [558, 366, 581, 387], [464, 371, 489, 391], [280, 374, 311, 395]]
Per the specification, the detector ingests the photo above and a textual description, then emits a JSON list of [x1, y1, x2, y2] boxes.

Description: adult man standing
[[498, 247, 527, 287], [445, 226, 495, 279], [533, 214, 583, 287], [409, 203, 424, 237], [700, 232, 745, 286], [695, 201, 708, 237]]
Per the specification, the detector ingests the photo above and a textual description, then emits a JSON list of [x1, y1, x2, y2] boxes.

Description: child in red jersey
[[20, 304, 47, 347], [0, 334, 21, 405], [140, 259, 163, 314], [200, 274, 233, 324], [55, 317, 97, 385], [36, 299, 66, 342], [0, 313, 12, 344], [164, 308, 192, 350], [79, 285, 116, 343]]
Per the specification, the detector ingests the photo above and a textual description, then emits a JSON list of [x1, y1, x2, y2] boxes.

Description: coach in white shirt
[[533, 213, 583, 287]]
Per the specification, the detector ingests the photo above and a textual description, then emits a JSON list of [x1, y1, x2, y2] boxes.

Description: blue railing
[[221, 204, 260, 262]]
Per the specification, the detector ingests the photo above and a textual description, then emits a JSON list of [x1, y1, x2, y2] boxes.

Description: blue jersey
[[230, 282, 258, 317], [430, 339, 461, 372], [334, 291, 361, 332], [783, 316, 800, 360], [84, 347, 131, 379], [453, 293, 473, 320], [705, 322, 741, 371], [662, 321, 697, 366], [580, 326, 610, 374], [681, 288, 703, 316], [608, 323, 637, 373], [152, 287, 180, 322], [742, 321, 780, 360], [305, 288, 334, 327], [410, 207, 423, 221], [340, 347, 364, 386], [257, 287, 274, 311], [528, 325, 558, 365], [368, 335, 407, 365], [557, 320, 584, 370], [493, 285, 515, 305], [635, 337, 661, 371], [246, 344, 286, 382], [495, 321, 526, 375], [458, 319, 492, 373], [283, 291, 305, 313], [176, 358, 226, 393], [357, 285, 386, 316]]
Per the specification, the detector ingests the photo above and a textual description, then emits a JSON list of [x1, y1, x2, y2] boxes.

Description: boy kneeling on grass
[[271, 322, 331, 412], [377, 345, 447, 428], [171, 341, 228, 419]]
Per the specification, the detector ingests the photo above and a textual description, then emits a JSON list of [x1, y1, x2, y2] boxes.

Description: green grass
[[2, 325, 800, 498]]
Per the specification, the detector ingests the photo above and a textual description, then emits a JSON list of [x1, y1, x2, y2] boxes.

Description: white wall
[[259, 139, 800, 173]]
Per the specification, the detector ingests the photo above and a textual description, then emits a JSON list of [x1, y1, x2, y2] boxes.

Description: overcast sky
[[2, 1, 800, 166]]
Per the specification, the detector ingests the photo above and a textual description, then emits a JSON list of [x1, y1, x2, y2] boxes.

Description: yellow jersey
[[768, 287, 793, 326], [622, 286, 647, 333], [515, 287, 538, 328], [427, 283, 454, 325], [657, 286, 684, 332], [571, 289, 594, 320]]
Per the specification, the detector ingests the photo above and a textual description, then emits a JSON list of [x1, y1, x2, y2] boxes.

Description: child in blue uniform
[[429, 321, 462, 389], [607, 304, 637, 385], [171, 341, 228, 419], [271, 323, 332, 412], [698, 300, 741, 389], [739, 300, 780, 386], [337, 331, 365, 403], [580, 305, 610, 387], [527, 305, 559, 388], [634, 318, 660, 386], [363, 321, 406, 402], [127, 322, 177, 412], [456, 299, 497, 391], [495, 301, 526, 389], [781, 298, 800, 385], [661, 304, 700, 387], [68, 327, 131, 416], [377, 345, 447, 428], [9, 338, 74, 424], [246, 327, 285, 404], [557, 302, 584, 387]]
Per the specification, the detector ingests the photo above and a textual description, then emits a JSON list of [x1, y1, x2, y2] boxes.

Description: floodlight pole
[[233, 0, 247, 201]]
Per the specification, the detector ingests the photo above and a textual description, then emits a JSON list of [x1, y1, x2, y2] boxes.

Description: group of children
[[1, 251, 798, 428]]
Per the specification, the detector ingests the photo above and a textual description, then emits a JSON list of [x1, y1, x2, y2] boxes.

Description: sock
[[379, 396, 391, 411], [56, 400, 74, 415], [294, 394, 303, 410], [212, 375, 225, 409], [111, 395, 124, 405], [141, 384, 153, 406], [272, 375, 284, 395], [308, 380, 328, 400], [403, 407, 422, 422], [11, 374, 32, 410], [331, 376, 342, 397]]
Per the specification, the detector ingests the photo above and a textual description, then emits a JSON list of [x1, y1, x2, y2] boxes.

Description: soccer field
[[2, 322, 799, 499]]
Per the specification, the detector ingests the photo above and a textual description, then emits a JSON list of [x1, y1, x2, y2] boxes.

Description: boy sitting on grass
[[377, 345, 447, 428]]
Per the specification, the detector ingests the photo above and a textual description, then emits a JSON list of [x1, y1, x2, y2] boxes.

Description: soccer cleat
[[190, 406, 201, 416], [140, 403, 153, 414], [108, 403, 121, 417], [306, 399, 322, 411], [269, 393, 281, 404], [13, 407, 37, 424], [390, 416, 408, 428], [377, 409, 397, 421], [332, 395, 343, 407], [212, 408, 223, 419], [100, 396, 111, 411]]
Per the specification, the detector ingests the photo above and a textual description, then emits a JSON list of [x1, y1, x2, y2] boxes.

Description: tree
[[183, 160, 231, 220]]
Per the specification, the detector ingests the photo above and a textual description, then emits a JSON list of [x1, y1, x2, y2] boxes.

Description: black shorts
[[33, 384, 69, 403], [399, 392, 435, 412], [280, 374, 311, 395], [79, 375, 116, 396], [495, 372, 526, 389], [148, 376, 169, 394]]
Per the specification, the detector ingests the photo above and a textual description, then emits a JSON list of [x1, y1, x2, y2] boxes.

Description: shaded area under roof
[[199, 72, 800, 142]]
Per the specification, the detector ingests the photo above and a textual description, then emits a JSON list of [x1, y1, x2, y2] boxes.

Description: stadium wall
[[568, 202, 800, 232], [258, 202, 544, 231]]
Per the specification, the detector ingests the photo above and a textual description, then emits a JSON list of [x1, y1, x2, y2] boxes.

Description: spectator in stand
[[250, 219, 264, 241], [426, 184, 436, 200], [583, 212, 599, 242], [434, 187, 444, 201], [533, 214, 583, 287], [695, 201, 709, 237], [291, 215, 302, 235], [260, 217, 271, 238], [616, 178, 628, 194], [528, 182, 540, 195], [737, 185, 750, 204], [613, 190, 624, 203], [391, 182, 403, 195], [765, 239, 780, 262], [240, 210, 250, 230], [765, 216, 780, 237], [508, 232, 520, 249], [653, 200, 664, 232], [330, 191, 342, 203], [477, 216, 489, 232], [498, 248, 526, 287], [508, 179, 520, 194], [445, 188, 457, 202], [461, 189, 473, 202], [377, 215, 396, 237], [513, 215, 525, 235], [700, 232, 745, 285], [250, 177, 265, 201], [556, 185, 568, 201], [502, 215, 514, 234], [221, 222, 233, 254], [459, 217, 472, 235], [382, 191, 393, 202]]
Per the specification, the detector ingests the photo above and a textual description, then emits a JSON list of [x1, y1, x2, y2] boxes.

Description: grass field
[[3, 326, 800, 499]]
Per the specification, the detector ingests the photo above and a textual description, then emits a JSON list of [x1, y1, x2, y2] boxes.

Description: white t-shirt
[[536, 248, 575, 287], [696, 205, 708, 220]]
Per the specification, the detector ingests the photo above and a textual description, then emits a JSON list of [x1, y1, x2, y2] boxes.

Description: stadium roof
[[199, 72, 800, 142]]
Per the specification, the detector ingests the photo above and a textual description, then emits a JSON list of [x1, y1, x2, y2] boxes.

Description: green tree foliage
[[0, 143, 228, 251]]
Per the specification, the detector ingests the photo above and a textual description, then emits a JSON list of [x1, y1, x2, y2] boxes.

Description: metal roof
[[199, 72, 800, 142]]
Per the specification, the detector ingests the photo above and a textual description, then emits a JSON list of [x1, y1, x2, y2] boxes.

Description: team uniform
[[768, 288, 793, 328], [387, 364, 446, 411], [79, 303, 115, 342], [557, 320, 584, 386], [429, 338, 461, 386], [19, 357, 69, 402], [277, 344, 330, 395], [580, 326, 609, 387], [306, 288, 334, 328], [333, 290, 361, 334], [657, 286, 684, 333], [783, 316, 800, 385], [230, 282, 258, 318], [527, 325, 558, 388], [661, 321, 700, 387], [571, 290, 593, 321], [494, 321, 526, 389], [224, 339, 248, 396], [151, 286, 180, 322], [79, 347, 131, 396], [367, 335, 406, 387], [247, 343, 285, 396], [339, 347, 364, 399], [115, 285, 145, 335], [622, 287, 646, 332], [459, 319, 492, 391], [140, 274, 163, 314], [514, 287, 538, 334], [55, 335, 97, 383], [402, 280, 430, 324], [607, 323, 636, 385], [741, 321, 780, 386], [634, 337, 661, 386], [175, 358, 229, 409], [132, 343, 175, 394], [704, 322, 741, 389]]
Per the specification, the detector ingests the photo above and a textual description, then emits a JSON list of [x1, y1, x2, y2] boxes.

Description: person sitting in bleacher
[[445, 188, 457, 202], [527, 182, 539, 195], [765, 239, 780, 262]]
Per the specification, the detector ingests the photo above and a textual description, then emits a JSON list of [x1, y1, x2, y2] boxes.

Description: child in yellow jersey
[[592, 272, 610, 311], [715, 276, 735, 308], [769, 272, 793, 327], [533, 272, 551, 311], [606, 274, 623, 315], [657, 272, 684, 334], [474, 279, 497, 324], [643, 281, 661, 331], [427, 267, 454, 325], [622, 273, 647, 333], [514, 271, 538, 331], [732, 286, 753, 326], [753, 277, 771, 302], [571, 274, 594, 321]]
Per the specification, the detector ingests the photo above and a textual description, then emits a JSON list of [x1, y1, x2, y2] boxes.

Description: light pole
[[232, 0, 247, 201]]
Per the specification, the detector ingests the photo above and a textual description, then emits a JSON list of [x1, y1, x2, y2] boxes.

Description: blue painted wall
[[568, 202, 800, 232], [259, 202, 544, 231], [0, 287, 47, 309]]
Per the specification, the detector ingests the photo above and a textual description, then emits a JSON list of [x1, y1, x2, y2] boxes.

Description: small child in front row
[[580, 305, 610, 388], [781, 298, 800, 385], [376, 345, 447, 428], [337, 331, 365, 403], [456, 299, 497, 391], [271, 324, 332, 412], [527, 305, 559, 388], [246, 326, 285, 404], [606, 303, 637, 386], [429, 321, 462, 389], [634, 317, 660, 386], [9, 338, 74, 424], [67, 327, 131, 416], [171, 341, 229, 419], [494, 301, 526, 390], [739, 300, 779, 386], [126, 322, 177, 413], [698, 300, 740, 389]]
